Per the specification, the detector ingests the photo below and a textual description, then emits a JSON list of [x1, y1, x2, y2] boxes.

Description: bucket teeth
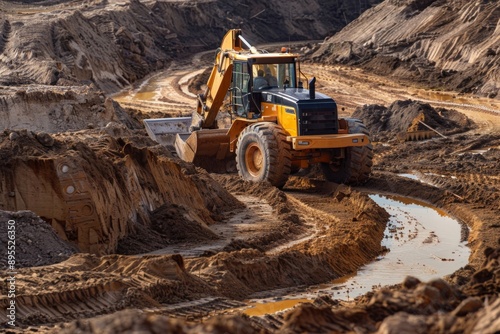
[[405, 130, 435, 141]]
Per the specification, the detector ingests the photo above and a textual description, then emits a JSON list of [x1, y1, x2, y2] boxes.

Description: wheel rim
[[245, 142, 263, 177]]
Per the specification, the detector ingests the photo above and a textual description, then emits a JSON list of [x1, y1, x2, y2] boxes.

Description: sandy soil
[[1, 55, 498, 333], [0, 1, 499, 333]]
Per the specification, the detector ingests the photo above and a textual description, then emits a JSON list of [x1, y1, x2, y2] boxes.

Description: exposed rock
[[35, 131, 54, 147]]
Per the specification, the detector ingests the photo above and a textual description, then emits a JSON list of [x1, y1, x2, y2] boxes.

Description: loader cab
[[230, 56, 299, 118]]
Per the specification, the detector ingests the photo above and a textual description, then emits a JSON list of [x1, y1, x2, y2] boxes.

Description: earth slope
[[313, 0, 500, 97], [0, 0, 382, 94]]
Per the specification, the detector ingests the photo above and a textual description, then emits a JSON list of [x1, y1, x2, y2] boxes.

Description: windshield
[[252, 62, 296, 90]]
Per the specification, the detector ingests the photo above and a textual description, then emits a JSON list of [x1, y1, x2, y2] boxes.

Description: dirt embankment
[[0, 1, 175, 93], [312, 0, 500, 97], [0, 86, 140, 133], [0, 0, 382, 96], [184, 177, 389, 300], [0, 129, 241, 255], [0, 253, 216, 326], [0, 173, 390, 328]]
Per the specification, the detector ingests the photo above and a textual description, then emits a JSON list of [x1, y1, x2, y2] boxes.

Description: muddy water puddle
[[399, 171, 461, 186], [112, 72, 166, 102], [244, 299, 312, 317], [244, 194, 469, 315]]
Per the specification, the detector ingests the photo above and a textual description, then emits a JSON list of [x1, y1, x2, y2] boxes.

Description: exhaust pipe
[[309, 77, 316, 99]]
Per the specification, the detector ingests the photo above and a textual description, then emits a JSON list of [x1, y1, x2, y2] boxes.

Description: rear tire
[[236, 122, 291, 188], [321, 118, 373, 184]]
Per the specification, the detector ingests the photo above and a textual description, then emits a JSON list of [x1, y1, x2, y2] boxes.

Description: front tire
[[321, 118, 373, 184], [236, 122, 291, 188]]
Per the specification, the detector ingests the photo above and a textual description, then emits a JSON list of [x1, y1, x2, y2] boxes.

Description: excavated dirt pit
[[0, 3, 499, 330], [0, 175, 390, 329]]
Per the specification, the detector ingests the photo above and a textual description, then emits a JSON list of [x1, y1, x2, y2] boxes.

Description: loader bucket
[[175, 129, 235, 173], [143, 117, 192, 147]]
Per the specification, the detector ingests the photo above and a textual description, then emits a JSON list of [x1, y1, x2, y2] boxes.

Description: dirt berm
[[40, 245, 500, 333], [0, 180, 390, 328]]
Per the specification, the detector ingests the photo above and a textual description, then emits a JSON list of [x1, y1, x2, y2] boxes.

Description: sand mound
[[151, 203, 219, 242], [0, 210, 76, 268], [352, 100, 473, 141], [213, 174, 292, 215]]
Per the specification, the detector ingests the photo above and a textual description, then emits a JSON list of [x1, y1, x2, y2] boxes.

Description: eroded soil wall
[[0, 133, 240, 254], [313, 0, 500, 97]]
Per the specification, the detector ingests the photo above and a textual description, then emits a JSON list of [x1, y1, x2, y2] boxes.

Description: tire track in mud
[[418, 172, 500, 207], [145, 194, 283, 257], [0, 283, 125, 325], [0, 189, 325, 327], [1, 175, 481, 327], [0, 253, 231, 326], [112, 62, 197, 115], [265, 192, 340, 255], [143, 297, 246, 319]]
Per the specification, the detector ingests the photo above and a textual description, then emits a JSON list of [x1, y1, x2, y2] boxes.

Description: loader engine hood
[[261, 89, 340, 136]]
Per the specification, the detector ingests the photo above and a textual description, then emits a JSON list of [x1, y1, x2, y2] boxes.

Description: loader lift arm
[[193, 29, 244, 129]]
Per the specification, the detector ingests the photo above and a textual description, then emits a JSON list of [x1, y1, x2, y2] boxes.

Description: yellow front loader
[[144, 29, 372, 188]]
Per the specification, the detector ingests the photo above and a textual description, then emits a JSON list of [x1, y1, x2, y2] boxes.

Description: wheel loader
[[144, 29, 373, 188]]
